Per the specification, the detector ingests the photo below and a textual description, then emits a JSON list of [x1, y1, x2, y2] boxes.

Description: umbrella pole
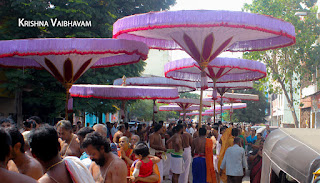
[[221, 100, 223, 122], [65, 84, 72, 121], [199, 88, 203, 130], [183, 108, 186, 122], [152, 99, 156, 124], [230, 102, 233, 122], [213, 81, 217, 124], [213, 99, 216, 124]]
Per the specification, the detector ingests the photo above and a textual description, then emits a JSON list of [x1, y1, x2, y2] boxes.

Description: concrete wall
[[142, 49, 171, 77]]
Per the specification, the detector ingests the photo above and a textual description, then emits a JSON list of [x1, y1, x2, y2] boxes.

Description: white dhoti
[[64, 156, 95, 183], [178, 146, 191, 183], [170, 154, 184, 175], [157, 159, 164, 182], [163, 152, 171, 176]]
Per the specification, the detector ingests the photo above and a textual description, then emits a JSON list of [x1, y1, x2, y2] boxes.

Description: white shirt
[[188, 127, 195, 136], [130, 126, 138, 133], [220, 144, 247, 176]]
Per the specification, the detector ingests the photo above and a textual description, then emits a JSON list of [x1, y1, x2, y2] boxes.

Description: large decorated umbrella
[[205, 103, 247, 112], [205, 103, 247, 121], [0, 38, 149, 119], [70, 84, 179, 122], [208, 92, 258, 121], [158, 98, 211, 121], [113, 76, 197, 122], [70, 84, 179, 99], [202, 81, 253, 122], [113, 10, 295, 129], [113, 76, 196, 93], [159, 104, 202, 112], [181, 111, 221, 117], [203, 97, 242, 104], [166, 57, 265, 123], [203, 97, 241, 119], [222, 92, 259, 101]]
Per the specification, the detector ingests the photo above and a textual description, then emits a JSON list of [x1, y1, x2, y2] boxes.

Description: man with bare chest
[[113, 124, 125, 144], [123, 122, 132, 139], [192, 127, 217, 183], [6, 127, 43, 180], [56, 120, 81, 158], [167, 124, 184, 183], [30, 125, 95, 183], [0, 128, 37, 183], [83, 132, 127, 183], [149, 123, 166, 182], [178, 123, 192, 183]]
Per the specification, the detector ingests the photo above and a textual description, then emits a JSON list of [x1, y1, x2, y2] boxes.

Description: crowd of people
[[0, 117, 270, 183]]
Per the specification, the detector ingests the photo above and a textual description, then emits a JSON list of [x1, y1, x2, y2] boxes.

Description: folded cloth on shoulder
[[64, 156, 95, 183]]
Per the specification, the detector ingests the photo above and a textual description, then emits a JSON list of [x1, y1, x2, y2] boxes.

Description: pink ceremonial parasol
[[208, 92, 258, 121], [202, 81, 253, 122], [165, 57, 265, 123], [70, 84, 179, 99], [113, 10, 295, 127], [203, 97, 242, 104], [113, 76, 197, 122], [113, 76, 197, 121], [0, 38, 149, 119], [158, 98, 211, 121], [159, 104, 203, 112], [70, 84, 179, 122], [181, 111, 221, 117], [113, 76, 196, 93], [205, 103, 247, 112]]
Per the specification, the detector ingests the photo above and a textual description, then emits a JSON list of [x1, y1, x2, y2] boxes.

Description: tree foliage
[[0, 0, 176, 121], [128, 100, 179, 122], [179, 92, 200, 99], [243, 0, 320, 127], [222, 83, 269, 124]]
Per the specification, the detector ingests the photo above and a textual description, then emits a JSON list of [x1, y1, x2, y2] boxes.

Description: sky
[[168, 0, 253, 60]]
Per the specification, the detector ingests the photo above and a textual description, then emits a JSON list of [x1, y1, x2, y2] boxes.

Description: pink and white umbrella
[[70, 84, 179, 122], [113, 76, 197, 121], [165, 57, 266, 85], [113, 76, 196, 93], [70, 85, 179, 100], [165, 57, 264, 122], [158, 98, 211, 121], [221, 92, 259, 101], [202, 81, 253, 122], [181, 111, 221, 117], [205, 103, 247, 112], [0, 38, 149, 119], [113, 10, 295, 127], [159, 104, 203, 112], [207, 92, 254, 121], [203, 97, 242, 104]]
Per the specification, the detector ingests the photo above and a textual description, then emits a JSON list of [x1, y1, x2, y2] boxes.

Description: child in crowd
[[130, 142, 160, 183]]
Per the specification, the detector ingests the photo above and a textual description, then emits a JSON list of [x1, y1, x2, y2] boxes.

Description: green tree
[[179, 92, 200, 99], [243, 0, 320, 127], [0, 0, 176, 123], [222, 83, 269, 124], [129, 100, 179, 122]]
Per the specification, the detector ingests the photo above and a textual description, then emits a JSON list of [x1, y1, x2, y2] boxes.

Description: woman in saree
[[249, 140, 264, 183]]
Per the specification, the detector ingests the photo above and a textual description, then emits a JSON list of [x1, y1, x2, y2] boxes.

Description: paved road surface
[[163, 167, 250, 183]]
